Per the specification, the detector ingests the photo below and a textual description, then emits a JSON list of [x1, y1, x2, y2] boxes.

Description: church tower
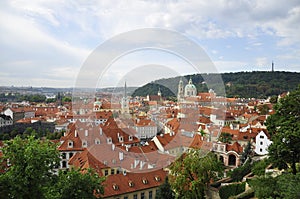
[[121, 81, 129, 114], [177, 77, 184, 102]]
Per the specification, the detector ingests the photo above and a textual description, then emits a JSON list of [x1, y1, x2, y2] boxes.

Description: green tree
[[0, 136, 60, 198], [266, 85, 300, 174], [249, 175, 279, 199], [155, 176, 175, 199], [46, 168, 105, 199], [218, 132, 233, 143], [169, 150, 223, 199], [0, 136, 105, 199]]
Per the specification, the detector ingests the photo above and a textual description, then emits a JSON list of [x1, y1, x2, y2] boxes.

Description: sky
[[0, 0, 300, 88]]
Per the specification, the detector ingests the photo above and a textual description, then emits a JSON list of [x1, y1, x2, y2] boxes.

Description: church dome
[[184, 78, 197, 97]]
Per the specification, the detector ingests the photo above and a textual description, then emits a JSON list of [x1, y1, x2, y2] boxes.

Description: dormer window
[[112, 184, 119, 190], [154, 176, 161, 182], [129, 135, 133, 141], [142, 178, 148, 184], [95, 139, 100, 145], [82, 140, 88, 148], [128, 181, 134, 187], [107, 137, 112, 144], [68, 140, 73, 148], [119, 136, 123, 143]]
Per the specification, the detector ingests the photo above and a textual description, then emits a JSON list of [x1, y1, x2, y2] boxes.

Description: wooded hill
[[132, 71, 300, 99]]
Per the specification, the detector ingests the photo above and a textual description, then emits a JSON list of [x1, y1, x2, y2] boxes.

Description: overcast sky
[[0, 0, 299, 88]]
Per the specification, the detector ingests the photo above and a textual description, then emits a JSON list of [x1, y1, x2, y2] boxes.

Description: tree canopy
[[0, 136, 105, 199], [266, 85, 300, 174], [169, 150, 223, 199]]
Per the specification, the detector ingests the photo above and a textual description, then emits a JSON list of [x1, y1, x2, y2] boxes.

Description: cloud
[[0, 0, 299, 87]]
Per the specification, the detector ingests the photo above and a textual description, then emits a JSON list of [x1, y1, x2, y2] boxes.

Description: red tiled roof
[[102, 169, 167, 198]]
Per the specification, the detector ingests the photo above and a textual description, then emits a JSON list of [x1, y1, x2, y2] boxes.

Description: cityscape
[[1, 1, 300, 199]]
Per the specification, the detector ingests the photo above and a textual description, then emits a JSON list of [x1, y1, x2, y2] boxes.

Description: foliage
[[276, 172, 300, 199], [132, 71, 300, 99], [229, 160, 252, 182], [132, 83, 175, 97], [218, 132, 233, 143], [62, 96, 72, 103], [0, 136, 104, 199], [251, 158, 270, 176], [266, 85, 300, 174], [248, 176, 279, 199], [169, 150, 223, 199], [46, 168, 105, 199], [219, 182, 245, 199], [240, 142, 251, 163], [0, 136, 60, 198], [249, 173, 300, 199], [155, 176, 175, 199]]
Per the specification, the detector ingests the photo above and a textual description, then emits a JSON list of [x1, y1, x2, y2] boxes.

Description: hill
[[132, 71, 300, 99]]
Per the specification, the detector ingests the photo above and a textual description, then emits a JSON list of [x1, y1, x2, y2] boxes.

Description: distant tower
[[121, 81, 129, 114], [272, 61, 274, 72], [57, 92, 62, 106], [157, 87, 161, 96], [177, 77, 184, 102]]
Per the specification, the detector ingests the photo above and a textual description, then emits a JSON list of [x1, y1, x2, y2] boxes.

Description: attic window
[[112, 184, 119, 190], [82, 140, 87, 148], [129, 136, 133, 141], [142, 178, 148, 184], [68, 141, 73, 148], [107, 138, 112, 144], [95, 139, 100, 145], [154, 176, 161, 181], [128, 181, 134, 187]]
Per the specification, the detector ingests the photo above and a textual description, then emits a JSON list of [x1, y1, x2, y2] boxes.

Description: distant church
[[177, 77, 197, 101]]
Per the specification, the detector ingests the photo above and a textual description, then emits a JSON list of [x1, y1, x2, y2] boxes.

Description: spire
[[158, 86, 161, 96], [124, 81, 127, 97], [272, 61, 274, 72], [188, 77, 193, 84]]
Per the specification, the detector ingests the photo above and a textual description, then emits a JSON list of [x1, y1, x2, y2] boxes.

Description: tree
[[169, 150, 223, 199], [155, 176, 175, 199], [218, 132, 233, 143], [0, 136, 105, 199], [0, 136, 60, 198], [266, 85, 300, 174], [46, 168, 105, 199]]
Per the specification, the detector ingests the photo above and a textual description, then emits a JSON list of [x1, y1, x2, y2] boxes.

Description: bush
[[219, 182, 246, 199]]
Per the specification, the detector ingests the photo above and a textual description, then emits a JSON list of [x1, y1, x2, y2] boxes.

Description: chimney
[[85, 129, 88, 137], [119, 152, 124, 161], [99, 128, 102, 135], [112, 144, 115, 151], [74, 130, 78, 137]]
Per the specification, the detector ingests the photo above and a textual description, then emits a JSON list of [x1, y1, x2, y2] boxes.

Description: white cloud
[[0, 0, 299, 87]]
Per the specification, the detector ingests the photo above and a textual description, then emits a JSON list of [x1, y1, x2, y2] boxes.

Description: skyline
[[1, 0, 300, 88]]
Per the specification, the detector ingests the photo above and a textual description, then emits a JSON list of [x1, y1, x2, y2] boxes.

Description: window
[[68, 141, 73, 148], [141, 192, 145, 199], [95, 139, 100, 145], [260, 135, 264, 139], [69, 152, 73, 159], [133, 194, 138, 199], [260, 141, 263, 145], [82, 140, 87, 148], [62, 153, 66, 159], [124, 197, 128, 199], [62, 161, 67, 168], [111, 169, 115, 175], [260, 148, 263, 152], [104, 170, 108, 176], [149, 191, 153, 199]]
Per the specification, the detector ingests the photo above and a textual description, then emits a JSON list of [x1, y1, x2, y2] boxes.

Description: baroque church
[[177, 77, 197, 101]]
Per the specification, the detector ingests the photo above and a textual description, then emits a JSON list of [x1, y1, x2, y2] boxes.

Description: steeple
[[124, 81, 127, 97], [177, 77, 184, 102], [158, 87, 161, 96]]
